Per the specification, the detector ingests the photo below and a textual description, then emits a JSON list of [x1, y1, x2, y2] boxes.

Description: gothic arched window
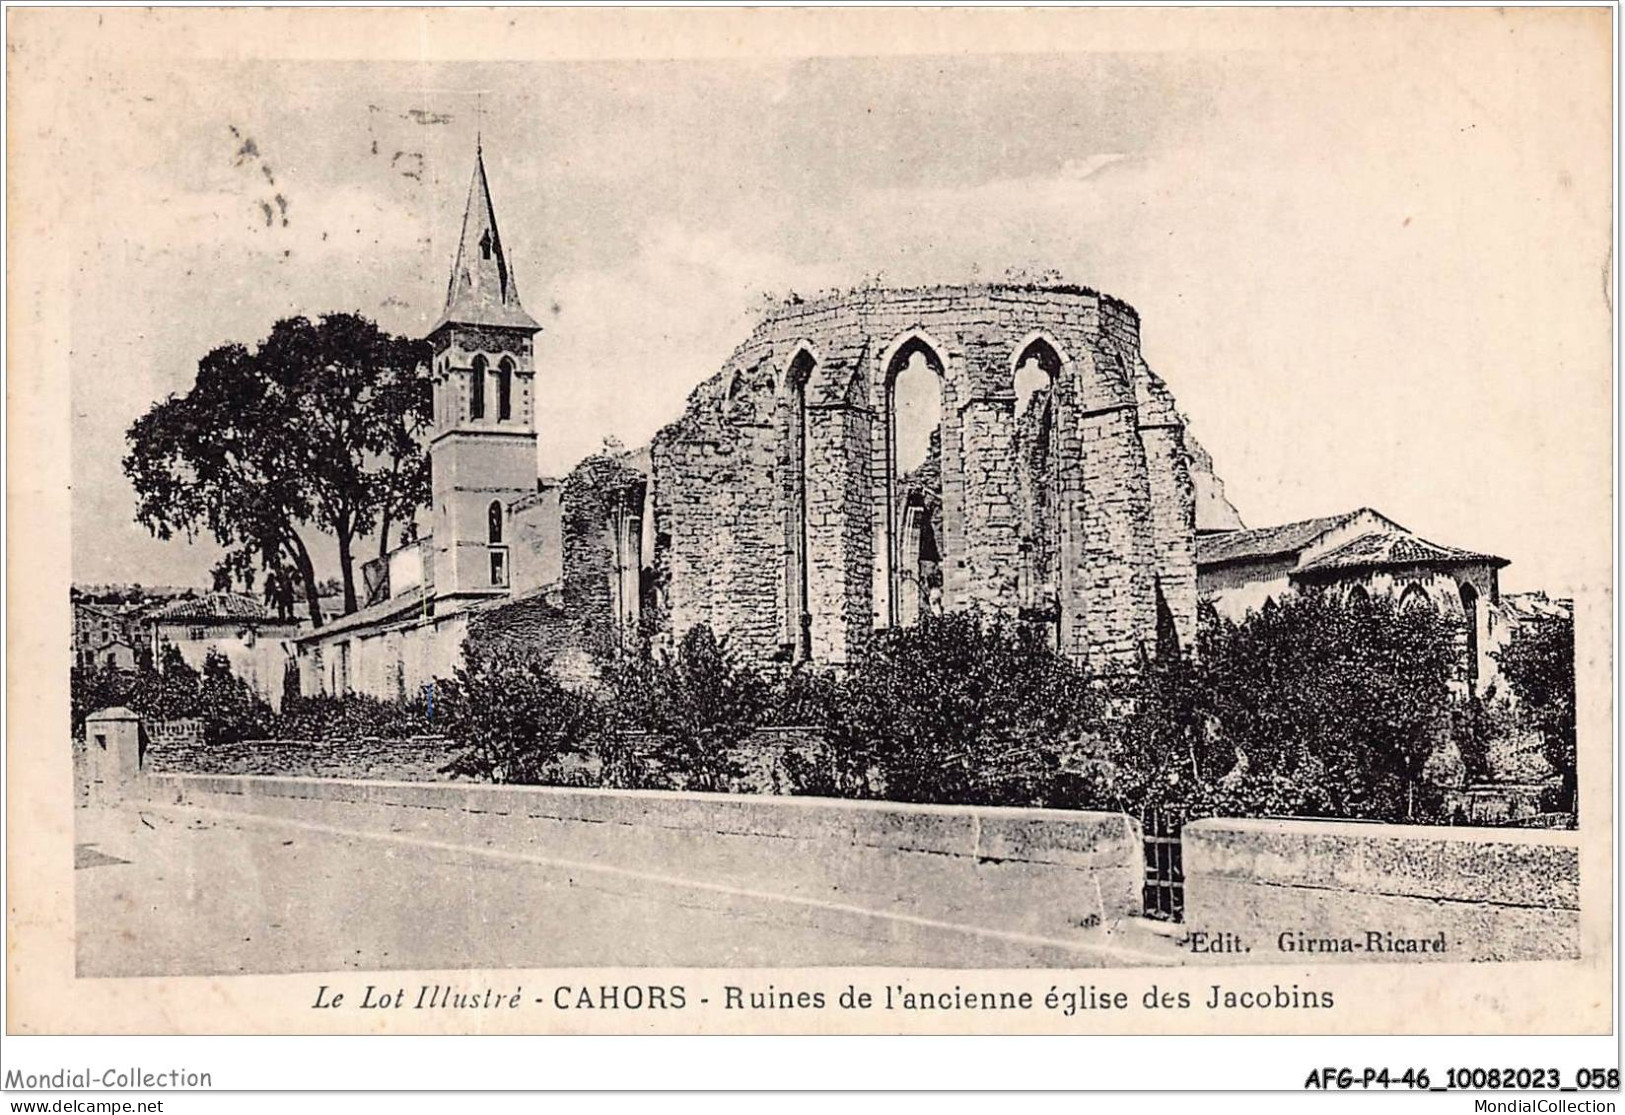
[[1012, 335, 1064, 648], [497, 357, 514, 421], [1399, 583, 1434, 614], [488, 501, 503, 545], [470, 355, 487, 420], [786, 350, 816, 659], [884, 334, 948, 625]]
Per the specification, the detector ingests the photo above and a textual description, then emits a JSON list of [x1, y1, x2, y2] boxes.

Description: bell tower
[[427, 142, 541, 605]]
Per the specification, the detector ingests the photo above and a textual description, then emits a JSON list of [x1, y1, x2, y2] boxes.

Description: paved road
[[76, 801, 1180, 977]]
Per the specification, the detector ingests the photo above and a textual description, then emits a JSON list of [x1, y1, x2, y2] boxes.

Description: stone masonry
[[650, 283, 1205, 671]]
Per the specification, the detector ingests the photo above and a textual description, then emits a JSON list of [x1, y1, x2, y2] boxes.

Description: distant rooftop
[[1501, 591, 1573, 623], [146, 592, 282, 623]]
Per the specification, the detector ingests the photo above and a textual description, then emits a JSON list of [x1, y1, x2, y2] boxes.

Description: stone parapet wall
[[147, 774, 1146, 942], [1182, 818, 1580, 963]]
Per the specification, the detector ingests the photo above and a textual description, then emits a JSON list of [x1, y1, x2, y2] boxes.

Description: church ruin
[[294, 146, 1240, 697]]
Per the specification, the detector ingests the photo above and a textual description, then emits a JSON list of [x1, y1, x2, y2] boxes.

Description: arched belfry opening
[[470, 354, 488, 420], [1013, 335, 1065, 649], [785, 349, 816, 659], [886, 336, 947, 626], [496, 356, 514, 421]]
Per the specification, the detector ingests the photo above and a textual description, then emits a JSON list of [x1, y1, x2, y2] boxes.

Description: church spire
[[437, 144, 539, 332]]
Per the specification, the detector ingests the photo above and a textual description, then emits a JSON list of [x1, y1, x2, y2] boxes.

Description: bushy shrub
[[270, 691, 436, 742], [70, 645, 272, 746], [601, 625, 769, 792], [308, 591, 1495, 827], [762, 663, 841, 728], [824, 611, 1102, 806], [776, 740, 843, 798], [1048, 651, 1211, 815], [436, 644, 610, 784], [1196, 592, 1457, 821], [196, 650, 273, 745], [71, 663, 138, 738], [1449, 693, 1521, 786]]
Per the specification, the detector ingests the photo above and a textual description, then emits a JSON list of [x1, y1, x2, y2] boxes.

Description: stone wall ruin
[[648, 283, 1204, 672]]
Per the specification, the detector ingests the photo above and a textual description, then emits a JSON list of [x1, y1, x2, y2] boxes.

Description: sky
[[57, 14, 1612, 597]]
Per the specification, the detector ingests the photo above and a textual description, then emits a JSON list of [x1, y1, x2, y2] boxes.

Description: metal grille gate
[[1142, 806, 1186, 921]]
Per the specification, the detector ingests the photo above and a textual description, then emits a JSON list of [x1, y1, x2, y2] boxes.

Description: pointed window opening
[[479, 229, 493, 261], [1154, 578, 1180, 661], [497, 357, 514, 421], [1013, 337, 1064, 648], [470, 355, 487, 420], [1399, 583, 1434, 613], [786, 351, 816, 659], [886, 337, 947, 625]]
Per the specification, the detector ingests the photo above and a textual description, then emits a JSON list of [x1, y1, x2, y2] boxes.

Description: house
[[1196, 508, 1509, 693], [146, 591, 301, 707], [72, 601, 144, 670]]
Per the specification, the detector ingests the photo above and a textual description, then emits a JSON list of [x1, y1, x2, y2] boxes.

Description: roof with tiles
[[431, 145, 540, 334], [1195, 511, 1370, 568], [146, 592, 281, 623], [1292, 531, 1507, 577], [1501, 592, 1572, 623], [293, 584, 429, 643]]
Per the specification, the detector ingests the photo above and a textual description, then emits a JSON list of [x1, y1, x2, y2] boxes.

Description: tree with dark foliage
[[1198, 592, 1457, 821], [603, 625, 769, 793], [418, 592, 1471, 824], [1493, 612, 1577, 813], [71, 646, 269, 746], [124, 313, 430, 623]]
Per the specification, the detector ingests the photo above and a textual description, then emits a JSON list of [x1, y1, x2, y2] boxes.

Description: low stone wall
[[140, 725, 827, 793], [145, 718, 202, 748], [1182, 818, 1579, 963], [146, 774, 1144, 943], [143, 737, 457, 782], [1442, 782, 1562, 826]]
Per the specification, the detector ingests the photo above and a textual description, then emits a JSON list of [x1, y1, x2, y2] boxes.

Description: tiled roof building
[[1196, 509, 1510, 694]]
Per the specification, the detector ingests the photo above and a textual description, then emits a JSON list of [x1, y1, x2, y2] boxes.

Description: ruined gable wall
[[650, 284, 1202, 672], [507, 483, 563, 596], [1127, 354, 1198, 654], [649, 356, 787, 663], [468, 454, 645, 684]]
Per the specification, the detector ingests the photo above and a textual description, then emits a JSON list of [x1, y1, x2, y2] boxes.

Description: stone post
[[83, 706, 145, 806]]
